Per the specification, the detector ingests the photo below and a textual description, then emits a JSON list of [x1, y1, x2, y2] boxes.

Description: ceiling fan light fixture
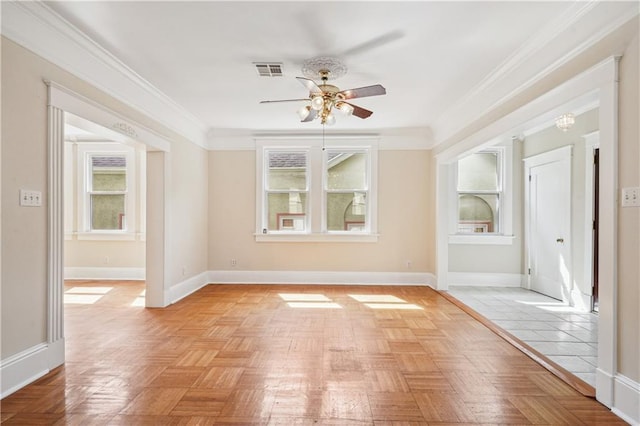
[[324, 112, 336, 126], [297, 105, 311, 120], [311, 95, 324, 111], [337, 102, 354, 116]]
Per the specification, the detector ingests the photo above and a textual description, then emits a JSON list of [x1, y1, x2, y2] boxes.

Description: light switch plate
[[20, 189, 42, 207], [621, 187, 640, 207]]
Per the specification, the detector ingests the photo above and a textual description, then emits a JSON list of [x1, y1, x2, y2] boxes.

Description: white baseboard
[[612, 374, 640, 425], [167, 271, 211, 304], [0, 339, 65, 398], [208, 270, 436, 287], [448, 272, 524, 287], [597, 367, 614, 407], [570, 288, 593, 313], [64, 267, 145, 280]]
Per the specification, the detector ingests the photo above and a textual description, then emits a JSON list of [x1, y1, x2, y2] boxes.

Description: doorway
[[525, 147, 572, 301], [592, 147, 600, 311]]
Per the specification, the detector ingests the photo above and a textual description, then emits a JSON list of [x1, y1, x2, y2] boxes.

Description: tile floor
[[446, 286, 598, 386]]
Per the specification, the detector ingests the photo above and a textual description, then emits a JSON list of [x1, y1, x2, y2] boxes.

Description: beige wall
[[1, 37, 208, 359], [64, 241, 145, 269], [617, 33, 639, 382], [168, 139, 209, 283], [208, 150, 434, 273]]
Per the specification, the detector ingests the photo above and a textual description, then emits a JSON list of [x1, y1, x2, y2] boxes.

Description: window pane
[[267, 192, 307, 231], [327, 192, 366, 231], [327, 152, 367, 190], [91, 194, 125, 230], [457, 152, 498, 191], [92, 156, 126, 191], [267, 152, 307, 190], [457, 194, 499, 233]]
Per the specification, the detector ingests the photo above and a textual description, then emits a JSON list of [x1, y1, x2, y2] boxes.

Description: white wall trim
[[0, 340, 65, 399], [2, 1, 207, 147], [64, 267, 145, 280], [208, 270, 436, 287], [167, 271, 211, 305], [47, 81, 171, 152], [431, 2, 637, 147], [448, 272, 523, 288], [612, 374, 640, 425]]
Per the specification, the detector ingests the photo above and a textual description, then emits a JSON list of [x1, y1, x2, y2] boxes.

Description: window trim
[[74, 142, 137, 240], [255, 137, 378, 242], [449, 145, 514, 245]]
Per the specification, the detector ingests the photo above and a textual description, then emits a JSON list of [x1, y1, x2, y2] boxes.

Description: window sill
[[448, 234, 515, 245], [255, 232, 379, 243], [75, 232, 137, 241]]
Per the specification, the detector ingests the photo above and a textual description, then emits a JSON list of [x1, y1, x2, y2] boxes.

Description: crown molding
[[431, 1, 639, 147], [1, 1, 208, 148]]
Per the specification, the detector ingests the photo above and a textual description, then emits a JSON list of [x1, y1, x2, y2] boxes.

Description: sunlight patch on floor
[[286, 302, 342, 309], [279, 293, 332, 301], [131, 289, 146, 307], [65, 286, 113, 294], [349, 294, 407, 303], [64, 294, 104, 304]]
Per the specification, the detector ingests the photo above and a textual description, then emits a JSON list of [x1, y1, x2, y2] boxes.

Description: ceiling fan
[[260, 57, 386, 125]]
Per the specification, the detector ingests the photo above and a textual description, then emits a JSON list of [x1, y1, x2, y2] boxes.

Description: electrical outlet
[[20, 189, 42, 207], [621, 187, 640, 207], [230, 259, 237, 267]]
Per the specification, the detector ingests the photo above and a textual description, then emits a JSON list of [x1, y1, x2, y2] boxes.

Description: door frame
[[523, 145, 573, 300], [46, 81, 172, 374]]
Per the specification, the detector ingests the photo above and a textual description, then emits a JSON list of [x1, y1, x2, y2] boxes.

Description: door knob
[[556, 238, 564, 243]]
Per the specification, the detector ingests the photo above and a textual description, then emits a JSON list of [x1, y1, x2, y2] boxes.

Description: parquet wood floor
[[1, 281, 626, 425]]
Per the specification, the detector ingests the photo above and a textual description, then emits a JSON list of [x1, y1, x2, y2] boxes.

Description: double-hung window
[[72, 142, 137, 239], [456, 149, 503, 234], [256, 138, 377, 241]]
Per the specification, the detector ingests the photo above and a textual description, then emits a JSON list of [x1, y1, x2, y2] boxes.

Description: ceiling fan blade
[[301, 108, 318, 122], [339, 84, 386, 100], [259, 98, 309, 104], [344, 102, 373, 119], [296, 77, 322, 94], [340, 30, 404, 57]]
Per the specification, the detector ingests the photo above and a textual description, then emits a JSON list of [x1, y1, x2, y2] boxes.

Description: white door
[[528, 157, 571, 301]]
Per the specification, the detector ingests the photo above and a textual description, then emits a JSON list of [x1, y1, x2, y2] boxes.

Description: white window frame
[[76, 142, 137, 240], [255, 138, 378, 242], [449, 145, 514, 245]]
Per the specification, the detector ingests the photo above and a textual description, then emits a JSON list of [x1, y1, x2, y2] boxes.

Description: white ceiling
[[19, 1, 640, 143]]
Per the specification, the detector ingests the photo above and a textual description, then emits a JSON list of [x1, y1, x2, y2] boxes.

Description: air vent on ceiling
[[254, 62, 283, 77]]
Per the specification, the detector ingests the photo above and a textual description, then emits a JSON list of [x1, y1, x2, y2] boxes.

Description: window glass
[[267, 152, 307, 190], [89, 155, 127, 231], [327, 152, 367, 190], [457, 152, 498, 191], [457, 150, 501, 234], [91, 194, 125, 230], [325, 150, 368, 232], [91, 156, 126, 191], [457, 194, 499, 233], [327, 192, 366, 231], [267, 192, 307, 231], [265, 151, 308, 232]]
